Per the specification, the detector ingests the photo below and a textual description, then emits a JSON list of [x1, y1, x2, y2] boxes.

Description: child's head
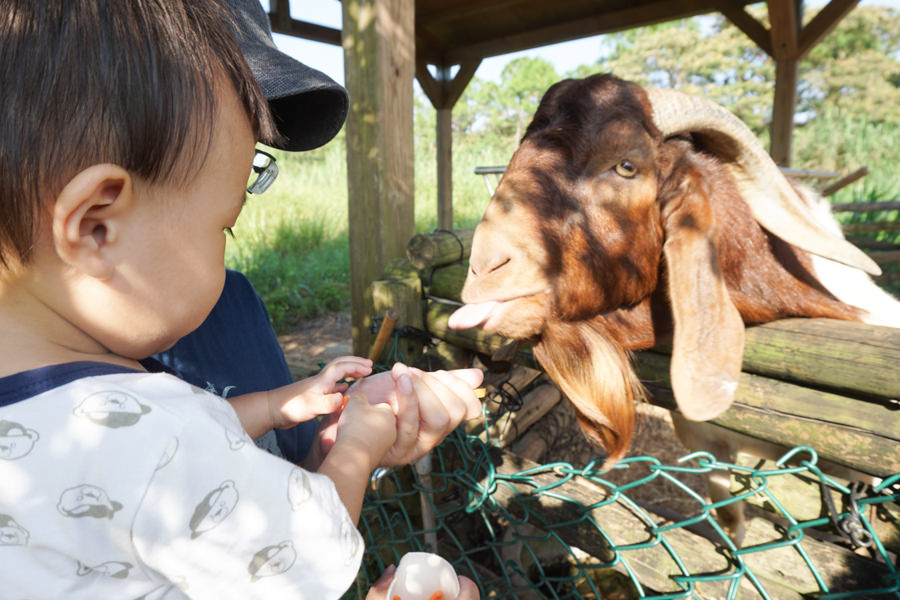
[[0, 0, 278, 358]]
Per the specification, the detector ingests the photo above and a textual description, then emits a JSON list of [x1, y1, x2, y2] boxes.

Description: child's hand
[[334, 393, 397, 469], [305, 363, 483, 471], [269, 356, 372, 430]]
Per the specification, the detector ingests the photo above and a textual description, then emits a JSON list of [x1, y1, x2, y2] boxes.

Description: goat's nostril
[[491, 257, 511, 273]]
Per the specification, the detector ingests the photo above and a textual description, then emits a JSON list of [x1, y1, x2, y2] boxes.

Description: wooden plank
[[819, 166, 868, 196], [406, 228, 474, 270], [634, 351, 900, 478], [415, 60, 443, 107], [416, 62, 479, 230], [344, 0, 416, 354], [832, 200, 900, 212], [438, 0, 717, 63], [480, 383, 561, 448], [425, 298, 900, 404], [739, 318, 900, 401], [870, 249, 900, 265], [427, 263, 467, 302], [842, 221, 900, 234], [446, 61, 480, 106]]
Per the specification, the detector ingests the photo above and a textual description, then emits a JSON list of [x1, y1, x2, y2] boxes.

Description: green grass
[[228, 115, 900, 334], [225, 140, 350, 331]]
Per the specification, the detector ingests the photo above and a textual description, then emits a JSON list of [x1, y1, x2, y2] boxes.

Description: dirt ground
[[277, 310, 354, 379]]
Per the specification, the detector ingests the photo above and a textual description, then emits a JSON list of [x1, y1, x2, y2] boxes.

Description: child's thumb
[[294, 392, 344, 422]]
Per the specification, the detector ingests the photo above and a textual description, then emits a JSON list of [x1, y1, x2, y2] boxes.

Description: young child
[[0, 1, 480, 597]]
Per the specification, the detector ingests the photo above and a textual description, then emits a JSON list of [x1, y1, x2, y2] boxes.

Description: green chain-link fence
[[346, 403, 899, 599]]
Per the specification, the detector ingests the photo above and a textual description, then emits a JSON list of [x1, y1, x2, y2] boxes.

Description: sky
[[262, 0, 900, 86]]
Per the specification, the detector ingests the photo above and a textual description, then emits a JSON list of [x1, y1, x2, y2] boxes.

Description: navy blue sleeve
[[153, 269, 316, 462]]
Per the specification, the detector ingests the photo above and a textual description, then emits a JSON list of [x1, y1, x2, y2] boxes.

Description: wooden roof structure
[[267, 0, 862, 351]]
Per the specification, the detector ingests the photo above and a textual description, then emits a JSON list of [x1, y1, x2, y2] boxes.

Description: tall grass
[[225, 139, 349, 330], [228, 113, 900, 334]]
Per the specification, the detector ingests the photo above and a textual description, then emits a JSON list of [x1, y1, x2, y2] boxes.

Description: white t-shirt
[[0, 362, 363, 599]]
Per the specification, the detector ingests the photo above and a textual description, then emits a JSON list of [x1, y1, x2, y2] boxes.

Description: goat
[[447, 73, 900, 542]]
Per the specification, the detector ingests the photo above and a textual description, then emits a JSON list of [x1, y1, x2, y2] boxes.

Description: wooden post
[[770, 58, 798, 166], [436, 104, 453, 229], [416, 61, 480, 230], [767, 0, 800, 166], [723, 0, 858, 166], [343, 0, 416, 355]]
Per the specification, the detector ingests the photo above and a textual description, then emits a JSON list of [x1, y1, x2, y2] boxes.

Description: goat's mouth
[[448, 289, 550, 335]]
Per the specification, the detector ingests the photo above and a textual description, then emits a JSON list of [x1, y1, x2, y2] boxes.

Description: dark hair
[[0, 0, 278, 266]]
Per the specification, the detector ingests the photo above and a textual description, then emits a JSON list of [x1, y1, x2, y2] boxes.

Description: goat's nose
[[469, 255, 510, 278]]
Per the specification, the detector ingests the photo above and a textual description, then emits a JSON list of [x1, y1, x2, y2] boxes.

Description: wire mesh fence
[[347, 420, 900, 599]]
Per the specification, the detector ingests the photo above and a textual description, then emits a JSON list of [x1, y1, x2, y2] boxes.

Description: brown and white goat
[[448, 73, 899, 541]]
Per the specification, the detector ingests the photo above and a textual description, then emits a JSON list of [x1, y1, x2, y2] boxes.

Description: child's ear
[[52, 164, 134, 280]]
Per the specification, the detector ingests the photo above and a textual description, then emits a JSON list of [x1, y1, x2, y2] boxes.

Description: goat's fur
[[449, 74, 899, 471]]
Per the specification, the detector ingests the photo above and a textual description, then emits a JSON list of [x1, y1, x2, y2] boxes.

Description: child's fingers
[[279, 392, 344, 427], [320, 356, 373, 381]]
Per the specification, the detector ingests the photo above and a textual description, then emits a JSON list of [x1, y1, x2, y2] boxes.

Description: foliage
[[454, 57, 561, 144], [569, 5, 900, 133]]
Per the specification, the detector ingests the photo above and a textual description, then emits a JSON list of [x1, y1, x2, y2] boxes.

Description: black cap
[[227, 0, 349, 151]]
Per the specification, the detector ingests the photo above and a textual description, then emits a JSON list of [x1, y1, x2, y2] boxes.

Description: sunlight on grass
[[225, 142, 350, 331]]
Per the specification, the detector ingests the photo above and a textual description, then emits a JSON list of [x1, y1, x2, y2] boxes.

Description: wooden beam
[[415, 61, 480, 109], [343, 0, 416, 354], [443, 61, 479, 107], [433, 0, 717, 63], [437, 105, 453, 229], [415, 61, 443, 107], [767, 0, 800, 60], [268, 10, 342, 47], [798, 0, 859, 58], [770, 57, 798, 166], [272, 0, 291, 30], [716, 0, 773, 56], [416, 0, 526, 21], [415, 61, 480, 229]]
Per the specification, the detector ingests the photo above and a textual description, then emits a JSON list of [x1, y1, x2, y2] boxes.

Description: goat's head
[[449, 73, 878, 462]]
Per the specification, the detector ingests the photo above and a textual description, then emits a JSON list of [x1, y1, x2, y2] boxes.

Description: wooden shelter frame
[[266, 0, 862, 352]]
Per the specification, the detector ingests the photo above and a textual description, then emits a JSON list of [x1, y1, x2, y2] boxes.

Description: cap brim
[[245, 43, 349, 151]]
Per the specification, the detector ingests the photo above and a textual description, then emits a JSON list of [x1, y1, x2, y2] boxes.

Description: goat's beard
[[533, 319, 645, 466]]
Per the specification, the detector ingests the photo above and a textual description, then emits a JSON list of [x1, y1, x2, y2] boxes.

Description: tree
[[803, 6, 900, 124], [456, 57, 559, 145]]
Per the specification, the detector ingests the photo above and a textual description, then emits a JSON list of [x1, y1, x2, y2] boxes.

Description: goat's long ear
[[662, 167, 745, 421], [646, 87, 879, 276]]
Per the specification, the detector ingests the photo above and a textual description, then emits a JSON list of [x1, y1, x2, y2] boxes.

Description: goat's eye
[[615, 161, 637, 178]]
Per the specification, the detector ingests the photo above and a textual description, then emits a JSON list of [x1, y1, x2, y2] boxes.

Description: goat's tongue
[[448, 301, 500, 330]]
